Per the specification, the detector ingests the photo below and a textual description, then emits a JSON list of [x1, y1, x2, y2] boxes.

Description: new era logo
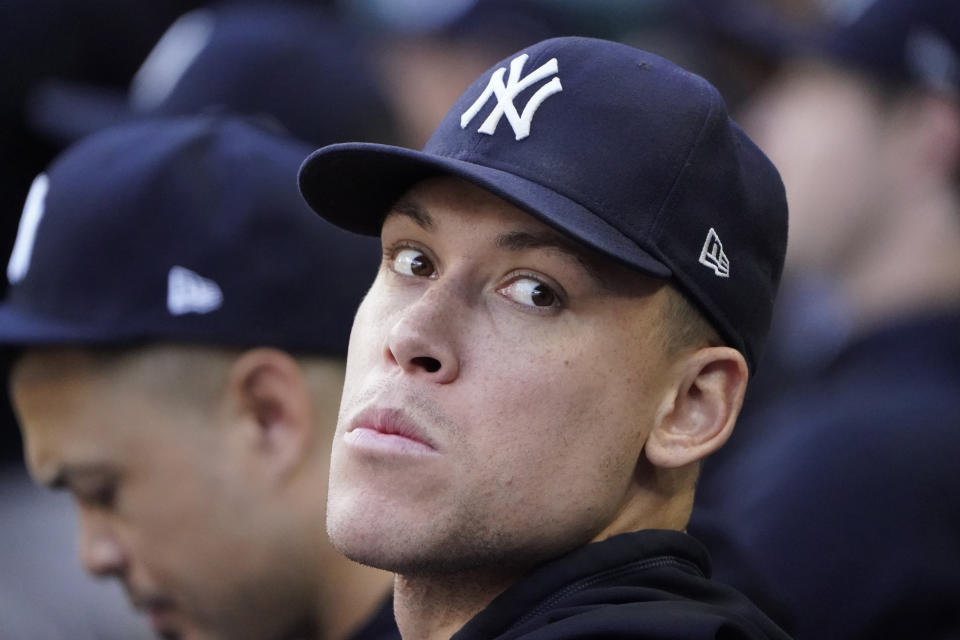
[[699, 228, 730, 278], [167, 265, 223, 315], [460, 53, 563, 141]]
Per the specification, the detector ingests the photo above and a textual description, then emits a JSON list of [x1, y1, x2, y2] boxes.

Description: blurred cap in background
[[0, 114, 379, 356], [27, 2, 396, 147], [820, 0, 959, 94]]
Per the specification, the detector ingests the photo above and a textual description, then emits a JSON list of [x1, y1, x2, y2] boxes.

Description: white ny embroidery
[[460, 53, 563, 141]]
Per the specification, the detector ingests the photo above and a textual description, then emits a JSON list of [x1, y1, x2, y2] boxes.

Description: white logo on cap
[[460, 53, 562, 141], [167, 265, 223, 315], [699, 228, 730, 278], [129, 9, 215, 111], [7, 173, 50, 285]]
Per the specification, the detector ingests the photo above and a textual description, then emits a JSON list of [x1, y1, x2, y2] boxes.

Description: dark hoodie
[[452, 529, 790, 639]]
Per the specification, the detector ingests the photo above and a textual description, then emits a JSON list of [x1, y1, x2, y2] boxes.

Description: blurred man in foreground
[[1, 115, 396, 640]]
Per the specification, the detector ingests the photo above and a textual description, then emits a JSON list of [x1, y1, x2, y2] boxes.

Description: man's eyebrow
[[496, 230, 611, 288], [44, 465, 114, 491], [384, 199, 629, 291], [385, 197, 434, 231]]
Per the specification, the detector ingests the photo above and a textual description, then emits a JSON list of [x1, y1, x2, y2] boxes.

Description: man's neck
[[390, 478, 695, 639], [317, 549, 394, 640], [393, 568, 520, 640]]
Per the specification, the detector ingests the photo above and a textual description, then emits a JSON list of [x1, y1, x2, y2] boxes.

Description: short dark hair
[[660, 286, 723, 357]]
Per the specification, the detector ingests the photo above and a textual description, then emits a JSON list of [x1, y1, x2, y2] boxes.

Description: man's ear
[[644, 347, 748, 469], [224, 348, 313, 480]]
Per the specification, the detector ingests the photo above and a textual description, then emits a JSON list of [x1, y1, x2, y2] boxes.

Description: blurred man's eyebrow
[[386, 198, 434, 230], [44, 465, 114, 490]]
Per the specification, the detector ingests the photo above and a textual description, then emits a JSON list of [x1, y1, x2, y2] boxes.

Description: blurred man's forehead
[[40, 462, 119, 492], [11, 347, 198, 482]]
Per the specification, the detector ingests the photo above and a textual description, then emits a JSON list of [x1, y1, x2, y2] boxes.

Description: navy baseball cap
[[27, 3, 395, 146], [0, 115, 379, 355], [299, 36, 787, 370], [820, 0, 960, 94]]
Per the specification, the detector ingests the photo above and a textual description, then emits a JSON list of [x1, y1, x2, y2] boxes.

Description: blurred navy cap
[[28, 3, 395, 146], [347, 0, 572, 43], [0, 115, 379, 356], [822, 0, 960, 94], [299, 37, 787, 371], [686, 0, 960, 95]]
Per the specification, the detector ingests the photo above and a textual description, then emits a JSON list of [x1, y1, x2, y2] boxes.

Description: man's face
[[11, 349, 312, 640], [328, 176, 677, 575]]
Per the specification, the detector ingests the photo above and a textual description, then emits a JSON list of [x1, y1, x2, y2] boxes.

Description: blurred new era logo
[[699, 228, 730, 278], [460, 53, 562, 141], [167, 265, 223, 315]]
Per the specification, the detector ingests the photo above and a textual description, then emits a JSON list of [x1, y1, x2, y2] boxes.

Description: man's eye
[[499, 278, 559, 308], [392, 248, 436, 277], [76, 484, 117, 509]]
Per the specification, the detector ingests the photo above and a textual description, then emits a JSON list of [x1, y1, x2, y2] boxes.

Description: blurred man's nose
[[78, 510, 126, 578]]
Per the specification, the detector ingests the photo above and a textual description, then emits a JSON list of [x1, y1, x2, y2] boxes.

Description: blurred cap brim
[[0, 303, 126, 346]]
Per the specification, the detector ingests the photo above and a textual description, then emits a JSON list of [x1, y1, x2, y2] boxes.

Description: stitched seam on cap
[[648, 79, 716, 239]]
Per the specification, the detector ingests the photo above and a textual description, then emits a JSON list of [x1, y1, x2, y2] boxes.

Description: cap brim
[[298, 143, 672, 278], [0, 304, 132, 346], [27, 80, 137, 144]]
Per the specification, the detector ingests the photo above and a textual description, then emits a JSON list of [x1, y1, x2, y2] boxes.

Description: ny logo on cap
[[699, 228, 730, 278], [460, 53, 563, 141]]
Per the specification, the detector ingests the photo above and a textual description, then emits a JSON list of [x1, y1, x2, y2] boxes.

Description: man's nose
[[77, 510, 126, 578], [384, 283, 462, 384]]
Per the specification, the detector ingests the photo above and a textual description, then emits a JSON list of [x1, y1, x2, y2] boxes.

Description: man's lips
[[129, 593, 179, 632], [344, 407, 438, 455], [130, 593, 175, 612]]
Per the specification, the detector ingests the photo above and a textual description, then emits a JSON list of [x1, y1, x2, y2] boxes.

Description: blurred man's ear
[[224, 348, 313, 482], [644, 347, 748, 469]]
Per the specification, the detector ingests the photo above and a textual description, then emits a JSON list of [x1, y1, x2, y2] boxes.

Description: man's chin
[[328, 514, 431, 574], [145, 609, 185, 640]]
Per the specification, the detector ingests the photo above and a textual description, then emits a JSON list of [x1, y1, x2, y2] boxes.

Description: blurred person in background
[[1, 5, 399, 638], [1, 1, 395, 462], [25, 2, 395, 148], [689, 0, 960, 637], [0, 115, 397, 640], [349, 0, 577, 148], [0, 0, 209, 298]]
